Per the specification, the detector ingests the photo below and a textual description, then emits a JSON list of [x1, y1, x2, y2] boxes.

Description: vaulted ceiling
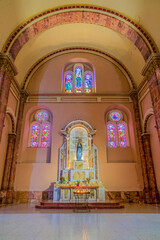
[[1, 0, 160, 90]]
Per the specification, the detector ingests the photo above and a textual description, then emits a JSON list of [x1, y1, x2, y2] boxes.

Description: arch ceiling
[[0, 0, 160, 90]]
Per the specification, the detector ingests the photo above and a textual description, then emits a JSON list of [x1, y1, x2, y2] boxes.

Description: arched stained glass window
[[75, 65, 83, 93], [117, 122, 127, 147], [30, 123, 40, 147], [65, 72, 73, 93], [36, 111, 48, 123], [29, 110, 51, 148], [106, 110, 129, 148], [84, 72, 93, 93], [107, 123, 116, 148], [41, 123, 50, 148]]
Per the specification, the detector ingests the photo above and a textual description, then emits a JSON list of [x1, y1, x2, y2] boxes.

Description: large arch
[[2, 5, 158, 62], [22, 47, 135, 90]]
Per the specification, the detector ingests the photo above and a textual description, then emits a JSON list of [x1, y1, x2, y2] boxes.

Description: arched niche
[[59, 120, 98, 181]]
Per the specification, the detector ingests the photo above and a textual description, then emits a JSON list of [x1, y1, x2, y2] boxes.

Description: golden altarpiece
[[53, 120, 105, 201]]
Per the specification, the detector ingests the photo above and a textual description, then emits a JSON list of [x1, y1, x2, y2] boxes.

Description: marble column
[[1, 134, 16, 191], [0, 54, 17, 142], [142, 54, 160, 142], [130, 91, 150, 203], [8, 92, 27, 202], [142, 133, 159, 203]]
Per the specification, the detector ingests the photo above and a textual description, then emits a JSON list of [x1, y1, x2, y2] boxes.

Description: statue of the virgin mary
[[76, 139, 82, 160]]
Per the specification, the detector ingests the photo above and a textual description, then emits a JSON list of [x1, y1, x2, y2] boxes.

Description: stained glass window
[[36, 111, 48, 123], [30, 123, 40, 147], [75, 65, 83, 93], [84, 72, 93, 93], [41, 123, 50, 148], [110, 112, 121, 122], [117, 123, 127, 147], [107, 123, 116, 147], [65, 72, 73, 93]]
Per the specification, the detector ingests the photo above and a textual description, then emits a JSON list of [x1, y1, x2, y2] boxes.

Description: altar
[[53, 120, 105, 202]]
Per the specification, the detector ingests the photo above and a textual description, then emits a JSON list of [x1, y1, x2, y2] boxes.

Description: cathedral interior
[[0, 0, 160, 239]]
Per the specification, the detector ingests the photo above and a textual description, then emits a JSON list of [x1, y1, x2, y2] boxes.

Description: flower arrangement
[[60, 176, 65, 183], [77, 180, 80, 186], [86, 177, 91, 184]]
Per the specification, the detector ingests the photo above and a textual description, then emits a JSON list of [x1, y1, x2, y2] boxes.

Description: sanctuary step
[[35, 200, 124, 209]]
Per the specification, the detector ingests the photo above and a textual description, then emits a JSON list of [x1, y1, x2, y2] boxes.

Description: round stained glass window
[[110, 111, 121, 122], [36, 111, 48, 123]]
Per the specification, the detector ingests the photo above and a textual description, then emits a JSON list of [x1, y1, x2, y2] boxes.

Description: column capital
[[129, 90, 138, 101], [20, 91, 28, 102], [0, 53, 17, 78], [8, 133, 16, 142], [142, 53, 160, 78]]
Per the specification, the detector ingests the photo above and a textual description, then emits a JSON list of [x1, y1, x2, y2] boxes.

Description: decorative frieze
[[0, 53, 17, 79]]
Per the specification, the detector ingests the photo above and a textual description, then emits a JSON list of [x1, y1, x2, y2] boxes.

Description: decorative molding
[[61, 120, 96, 136], [2, 4, 158, 55], [0, 53, 17, 78], [142, 53, 160, 78], [22, 47, 135, 90], [27, 95, 131, 103], [143, 108, 154, 133]]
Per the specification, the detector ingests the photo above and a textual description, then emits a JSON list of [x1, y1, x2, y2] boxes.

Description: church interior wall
[[14, 100, 143, 192], [26, 53, 131, 95]]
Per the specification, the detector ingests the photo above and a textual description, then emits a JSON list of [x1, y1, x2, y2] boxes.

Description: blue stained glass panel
[[30, 123, 40, 147], [75, 66, 83, 93], [84, 72, 92, 93], [36, 111, 48, 123], [118, 123, 127, 147], [41, 123, 50, 148], [65, 72, 73, 93], [107, 123, 116, 147], [110, 112, 121, 122]]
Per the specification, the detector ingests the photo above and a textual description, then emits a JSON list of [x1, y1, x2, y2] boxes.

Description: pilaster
[[141, 133, 159, 203], [130, 91, 150, 203], [8, 92, 27, 202], [142, 53, 160, 142], [0, 53, 17, 142]]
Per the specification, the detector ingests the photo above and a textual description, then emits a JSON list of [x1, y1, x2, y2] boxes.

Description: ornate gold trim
[[142, 53, 160, 79], [0, 53, 17, 78]]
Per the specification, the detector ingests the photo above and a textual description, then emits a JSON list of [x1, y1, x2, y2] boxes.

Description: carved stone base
[[105, 191, 144, 203]]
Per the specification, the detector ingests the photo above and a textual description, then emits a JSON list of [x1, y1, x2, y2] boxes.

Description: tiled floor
[[0, 203, 160, 240]]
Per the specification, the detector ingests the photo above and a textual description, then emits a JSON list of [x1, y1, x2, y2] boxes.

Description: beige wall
[[14, 101, 143, 191], [27, 53, 131, 94]]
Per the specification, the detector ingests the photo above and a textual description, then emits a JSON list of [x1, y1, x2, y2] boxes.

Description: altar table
[[59, 186, 99, 201]]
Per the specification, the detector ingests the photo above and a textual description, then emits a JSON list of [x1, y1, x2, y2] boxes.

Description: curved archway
[[2, 6, 158, 62], [22, 47, 135, 90]]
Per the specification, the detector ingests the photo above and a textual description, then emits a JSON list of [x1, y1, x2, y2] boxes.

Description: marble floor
[[0, 203, 160, 240]]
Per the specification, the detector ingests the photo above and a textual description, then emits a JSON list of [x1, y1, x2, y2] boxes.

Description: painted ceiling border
[[2, 4, 158, 56]]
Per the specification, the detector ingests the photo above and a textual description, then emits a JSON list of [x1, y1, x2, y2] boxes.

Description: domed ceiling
[[0, 0, 160, 90]]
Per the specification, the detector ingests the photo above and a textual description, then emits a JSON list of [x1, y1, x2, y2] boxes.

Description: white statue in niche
[[76, 139, 83, 161]]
